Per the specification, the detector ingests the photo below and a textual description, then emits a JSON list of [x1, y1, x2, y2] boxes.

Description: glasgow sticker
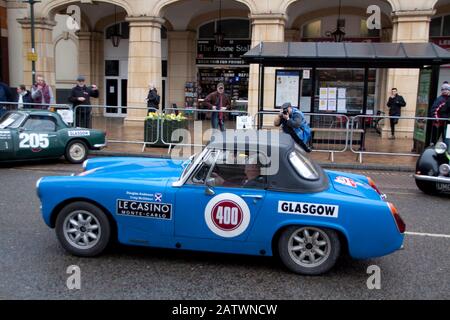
[[204, 193, 251, 238], [68, 130, 90, 137], [278, 201, 339, 218]]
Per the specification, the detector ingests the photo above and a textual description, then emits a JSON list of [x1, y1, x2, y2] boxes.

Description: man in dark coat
[[0, 78, 12, 118], [69, 76, 99, 128], [430, 84, 450, 144], [146, 84, 160, 113], [387, 88, 406, 139], [203, 82, 231, 131], [16, 85, 33, 109]]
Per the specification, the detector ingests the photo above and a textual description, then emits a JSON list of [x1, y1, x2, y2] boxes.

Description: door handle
[[241, 194, 263, 200]]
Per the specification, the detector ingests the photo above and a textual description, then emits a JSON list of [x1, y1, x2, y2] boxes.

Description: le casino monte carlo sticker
[[204, 193, 251, 238]]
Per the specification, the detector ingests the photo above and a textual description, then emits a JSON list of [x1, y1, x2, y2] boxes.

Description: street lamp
[[110, 6, 122, 47], [331, 0, 346, 42], [22, 0, 41, 85]]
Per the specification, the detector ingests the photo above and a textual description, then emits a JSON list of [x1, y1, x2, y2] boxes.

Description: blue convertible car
[[37, 131, 405, 275]]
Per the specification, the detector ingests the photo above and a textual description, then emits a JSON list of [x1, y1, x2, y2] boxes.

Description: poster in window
[[328, 99, 337, 111], [319, 99, 328, 111], [338, 88, 346, 99], [328, 88, 337, 100], [275, 70, 300, 108], [337, 99, 347, 113], [319, 88, 328, 100]]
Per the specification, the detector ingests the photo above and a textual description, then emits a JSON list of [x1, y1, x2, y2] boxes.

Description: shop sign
[[197, 40, 251, 65]]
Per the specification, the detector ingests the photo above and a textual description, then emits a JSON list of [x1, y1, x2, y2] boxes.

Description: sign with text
[[197, 40, 251, 65]]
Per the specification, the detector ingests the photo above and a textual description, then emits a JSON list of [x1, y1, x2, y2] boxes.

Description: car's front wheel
[[55, 201, 111, 257], [65, 140, 88, 164], [278, 226, 340, 275]]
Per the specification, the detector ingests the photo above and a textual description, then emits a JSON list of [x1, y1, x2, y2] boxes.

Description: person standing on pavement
[[31, 75, 54, 109], [146, 83, 160, 113], [0, 77, 12, 117], [203, 83, 231, 132], [16, 85, 32, 109], [69, 76, 99, 128], [430, 83, 450, 144], [386, 88, 406, 139]]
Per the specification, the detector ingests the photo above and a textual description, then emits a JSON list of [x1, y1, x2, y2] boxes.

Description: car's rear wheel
[[278, 226, 340, 275], [65, 140, 88, 164], [55, 202, 111, 257], [415, 179, 437, 195]]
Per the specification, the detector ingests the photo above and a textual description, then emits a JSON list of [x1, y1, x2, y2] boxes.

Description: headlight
[[435, 142, 447, 155], [439, 164, 450, 176]]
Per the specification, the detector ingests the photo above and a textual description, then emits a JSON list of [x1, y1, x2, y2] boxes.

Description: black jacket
[[69, 85, 99, 107], [0, 82, 12, 105], [147, 89, 160, 110], [387, 94, 406, 116], [16, 91, 33, 106]]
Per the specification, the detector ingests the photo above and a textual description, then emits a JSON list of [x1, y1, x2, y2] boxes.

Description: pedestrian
[[430, 83, 450, 144], [16, 85, 33, 109], [69, 76, 99, 128], [386, 88, 406, 139], [146, 83, 160, 113], [203, 82, 231, 132], [274, 102, 312, 153], [0, 77, 12, 118], [31, 75, 54, 109]]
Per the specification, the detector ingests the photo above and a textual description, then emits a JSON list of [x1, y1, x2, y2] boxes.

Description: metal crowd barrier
[[73, 105, 160, 151], [350, 115, 449, 163], [161, 107, 250, 153], [254, 110, 350, 162]]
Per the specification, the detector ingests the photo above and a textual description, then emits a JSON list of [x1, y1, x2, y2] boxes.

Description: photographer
[[274, 102, 312, 153]]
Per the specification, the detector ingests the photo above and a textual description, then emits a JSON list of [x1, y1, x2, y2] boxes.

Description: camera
[[282, 109, 288, 115]]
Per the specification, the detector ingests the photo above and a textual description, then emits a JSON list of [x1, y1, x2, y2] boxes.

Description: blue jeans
[[211, 113, 226, 131]]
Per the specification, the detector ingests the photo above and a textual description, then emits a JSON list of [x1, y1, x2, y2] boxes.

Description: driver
[[242, 164, 266, 188]]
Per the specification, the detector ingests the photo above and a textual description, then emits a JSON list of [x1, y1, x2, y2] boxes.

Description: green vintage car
[[0, 110, 106, 164]]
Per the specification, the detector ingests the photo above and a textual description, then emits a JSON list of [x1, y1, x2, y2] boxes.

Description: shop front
[[193, 19, 251, 112]]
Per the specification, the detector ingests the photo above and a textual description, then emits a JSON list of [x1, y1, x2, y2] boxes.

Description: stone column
[[90, 31, 104, 105], [167, 30, 196, 108], [126, 16, 163, 122], [18, 17, 56, 88], [77, 31, 93, 84], [248, 14, 286, 117], [384, 10, 435, 138]]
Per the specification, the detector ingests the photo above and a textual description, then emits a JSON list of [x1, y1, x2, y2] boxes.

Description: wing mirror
[[205, 177, 215, 196]]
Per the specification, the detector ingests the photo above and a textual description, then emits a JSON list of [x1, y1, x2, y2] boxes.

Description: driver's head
[[245, 164, 260, 180]]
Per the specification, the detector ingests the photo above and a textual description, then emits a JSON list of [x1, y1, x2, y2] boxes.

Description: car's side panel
[[247, 190, 404, 259], [0, 129, 16, 160]]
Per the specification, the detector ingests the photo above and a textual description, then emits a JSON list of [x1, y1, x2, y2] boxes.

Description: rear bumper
[[414, 174, 450, 183]]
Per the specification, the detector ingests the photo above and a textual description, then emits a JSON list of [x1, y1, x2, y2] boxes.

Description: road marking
[[405, 231, 450, 239]]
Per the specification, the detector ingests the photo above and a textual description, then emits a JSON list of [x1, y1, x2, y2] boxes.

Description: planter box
[[144, 119, 188, 147]]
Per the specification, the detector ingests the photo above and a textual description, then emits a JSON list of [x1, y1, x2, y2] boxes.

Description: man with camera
[[274, 102, 312, 153]]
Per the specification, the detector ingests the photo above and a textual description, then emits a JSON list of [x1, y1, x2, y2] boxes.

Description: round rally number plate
[[204, 193, 251, 238]]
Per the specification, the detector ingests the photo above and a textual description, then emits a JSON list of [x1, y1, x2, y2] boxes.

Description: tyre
[[278, 226, 341, 275], [55, 201, 111, 257], [65, 140, 88, 164], [415, 179, 437, 195]]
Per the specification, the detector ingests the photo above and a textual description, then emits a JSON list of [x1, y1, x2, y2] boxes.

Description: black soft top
[[208, 130, 329, 193]]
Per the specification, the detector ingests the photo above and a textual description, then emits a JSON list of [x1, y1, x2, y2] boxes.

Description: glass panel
[[0, 112, 25, 129], [444, 16, 450, 36], [22, 116, 56, 131], [360, 19, 380, 37], [302, 20, 321, 38], [199, 21, 215, 39], [430, 17, 442, 37], [221, 19, 250, 39], [105, 60, 119, 77], [314, 68, 376, 114]]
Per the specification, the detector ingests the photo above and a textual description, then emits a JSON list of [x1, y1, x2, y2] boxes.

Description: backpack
[[293, 109, 312, 144]]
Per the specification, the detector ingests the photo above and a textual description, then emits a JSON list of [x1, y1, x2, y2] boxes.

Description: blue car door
[[174, 150, 267, 241]]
